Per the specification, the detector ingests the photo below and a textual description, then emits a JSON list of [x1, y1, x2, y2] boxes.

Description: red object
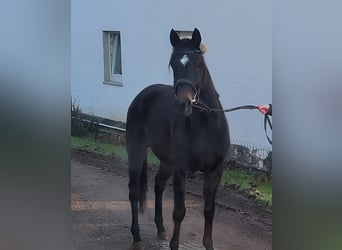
[[256, 105, 269, 115]]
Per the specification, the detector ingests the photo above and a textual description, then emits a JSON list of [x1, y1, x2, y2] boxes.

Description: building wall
[[71, 0, 272, 148]]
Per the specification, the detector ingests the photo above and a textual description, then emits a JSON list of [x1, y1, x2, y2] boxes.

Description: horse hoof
[[133, 241, 145, 250], [170, 240, 179, 250], [203, 238, 214, 250], [158, 231, 168, 240]]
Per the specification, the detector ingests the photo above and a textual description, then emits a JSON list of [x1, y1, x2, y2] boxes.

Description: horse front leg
[[170, 168, 186, 250], [202, 164, 224, 250], [154, 163, 171, 240]]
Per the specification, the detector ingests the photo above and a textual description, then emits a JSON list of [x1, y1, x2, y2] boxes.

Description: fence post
[[94, 121, 99, 139]]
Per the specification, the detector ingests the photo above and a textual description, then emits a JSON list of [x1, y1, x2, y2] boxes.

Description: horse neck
[[199, 66, 221, 108]]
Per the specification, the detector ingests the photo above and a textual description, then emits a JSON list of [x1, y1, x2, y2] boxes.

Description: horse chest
[[185, 116, 229, 167], [190, 119, 226, 149], [186, 132, 224, 166]]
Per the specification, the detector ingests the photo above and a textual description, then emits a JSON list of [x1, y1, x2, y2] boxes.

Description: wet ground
[[71, 149, 272, 250]]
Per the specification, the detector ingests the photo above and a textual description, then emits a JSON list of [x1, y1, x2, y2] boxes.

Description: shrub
[[71, 100, 97, 137]]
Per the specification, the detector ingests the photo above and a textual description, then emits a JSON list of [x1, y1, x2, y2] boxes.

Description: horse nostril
[[175, 94, 194, 106], [185, 92, 194, 102], [174, 79, 196, 100], [175, 90, 194, 103]]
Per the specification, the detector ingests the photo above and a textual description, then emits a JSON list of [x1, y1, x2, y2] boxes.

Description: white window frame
[[103, 31, 123, 86]]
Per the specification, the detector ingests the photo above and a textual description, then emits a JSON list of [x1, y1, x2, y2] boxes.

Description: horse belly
[[146, 126, 172, 165], [143, 97, 174, 165]]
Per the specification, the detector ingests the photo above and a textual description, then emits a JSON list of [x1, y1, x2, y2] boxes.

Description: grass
[[71, 136, 126, 157], [221, 169, 272, 204], [71, 136, 160, 165], [71, 135, 271, 204]]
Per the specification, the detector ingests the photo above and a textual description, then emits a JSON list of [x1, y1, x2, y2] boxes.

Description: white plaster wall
[[71, 0, 271, 148]]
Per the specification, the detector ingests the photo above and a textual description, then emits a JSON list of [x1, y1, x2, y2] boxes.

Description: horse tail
[[139, 158, 148, 213]]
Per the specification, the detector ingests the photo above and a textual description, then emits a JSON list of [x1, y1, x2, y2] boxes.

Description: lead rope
[[193, 102, 272, 145], [264, 113, 272, 145]]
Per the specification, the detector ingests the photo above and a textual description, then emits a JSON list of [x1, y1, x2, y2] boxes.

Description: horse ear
[[170, 29, 180, 47], [191, 28, 201, 49]]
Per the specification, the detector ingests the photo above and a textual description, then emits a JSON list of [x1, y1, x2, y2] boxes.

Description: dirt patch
[[71, 149, 272, 249]]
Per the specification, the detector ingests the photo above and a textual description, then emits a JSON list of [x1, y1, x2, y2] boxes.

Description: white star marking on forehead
[[180, 54, 189, 66]]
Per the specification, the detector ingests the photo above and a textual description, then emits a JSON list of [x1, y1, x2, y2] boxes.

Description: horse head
[[169, 28, 204, 116]]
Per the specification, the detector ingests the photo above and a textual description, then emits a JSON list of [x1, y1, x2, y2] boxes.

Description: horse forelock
[[170, 40, 207, 54]]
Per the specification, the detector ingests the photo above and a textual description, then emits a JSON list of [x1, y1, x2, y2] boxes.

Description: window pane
[[114, 34, 122, 75], [109, 33, 116, 75], [109, 32, 122, 76]]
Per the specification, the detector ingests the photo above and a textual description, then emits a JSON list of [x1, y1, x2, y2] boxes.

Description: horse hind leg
[[154, 162, 171, 240], [128, 146, 148, 250], [202, 163, 224, 250]]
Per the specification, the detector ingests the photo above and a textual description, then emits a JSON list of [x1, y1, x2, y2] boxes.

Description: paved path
[[71, 152, 271, 250]]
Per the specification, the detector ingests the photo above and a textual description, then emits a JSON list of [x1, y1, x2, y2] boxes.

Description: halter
[[172, 48, 203, 104], [172, 49, 201, 54], [174, 79, 200, 104]]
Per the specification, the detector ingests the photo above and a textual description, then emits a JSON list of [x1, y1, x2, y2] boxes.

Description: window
[[103, 31, 122, 86]]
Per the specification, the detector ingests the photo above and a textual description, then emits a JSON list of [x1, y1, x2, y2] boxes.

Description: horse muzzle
[[174, 79, 197, 116]]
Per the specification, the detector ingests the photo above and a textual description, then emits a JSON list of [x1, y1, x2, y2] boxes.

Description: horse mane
[[200, 58, 220, 99], [199, 42, 207, 54]]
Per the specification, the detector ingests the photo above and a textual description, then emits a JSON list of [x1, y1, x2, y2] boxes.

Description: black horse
[[126, 28, 230, 250]]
